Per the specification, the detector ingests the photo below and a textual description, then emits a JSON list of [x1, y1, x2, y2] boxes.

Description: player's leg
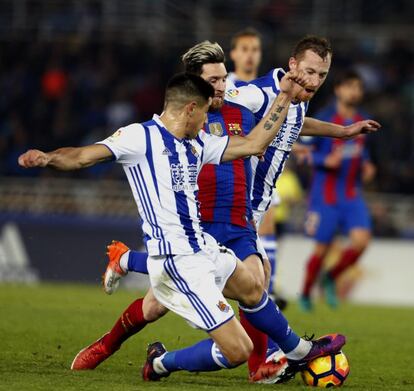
[[223, 257, 346, 381], [301, 206, 338, 310], [144, 248, 288, 383], [142, 250, 252, 379], [329, 228, 371, 280], [323, 199, 372, 306], [236, 253, 269, 376], [103, 241, 148, 295], [71, 288, 167, 370], [145, 317, 253, 381], [256, 206, 278, 295], [201, 222, 272, 376]]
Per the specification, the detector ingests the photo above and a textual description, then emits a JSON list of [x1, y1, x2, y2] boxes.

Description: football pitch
[[1, 283, 413, 391]]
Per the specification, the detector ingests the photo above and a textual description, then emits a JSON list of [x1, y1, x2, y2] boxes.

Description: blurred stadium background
[[0, 0, 413, 305]]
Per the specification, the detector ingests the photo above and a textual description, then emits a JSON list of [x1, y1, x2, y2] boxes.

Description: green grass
[[1, 283, 414, 390]]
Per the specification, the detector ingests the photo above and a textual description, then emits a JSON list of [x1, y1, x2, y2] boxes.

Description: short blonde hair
[[182, 41, 225, 75]]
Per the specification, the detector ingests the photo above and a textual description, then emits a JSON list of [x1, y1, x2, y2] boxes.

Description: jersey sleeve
[[198, 130, 229, 165], [225, 79, 265, 113], [96, 123, 145, 165]]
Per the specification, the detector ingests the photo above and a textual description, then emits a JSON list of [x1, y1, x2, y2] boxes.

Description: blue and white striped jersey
[[225, 68, 309, 213], [98, 115, 229, 256]]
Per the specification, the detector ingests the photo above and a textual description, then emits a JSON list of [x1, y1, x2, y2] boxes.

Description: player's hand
[[324, 147, 343, 169], [279, 70, 312, 100], [18, 149, 50, 168], [343, 120, 381, 139]]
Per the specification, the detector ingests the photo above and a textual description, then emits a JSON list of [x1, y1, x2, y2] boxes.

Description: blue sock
[[261, 234, 277, 294], [127, 251, 148, 274], [267, 338, 281, 355], [161, 339, 234, 373], [240, 292, 299, 353]]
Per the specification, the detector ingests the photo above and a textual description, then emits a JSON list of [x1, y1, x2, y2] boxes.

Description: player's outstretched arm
[[18, 145, 113, 171], [221, 70, 310, 162], [301, 117, 381, 139]]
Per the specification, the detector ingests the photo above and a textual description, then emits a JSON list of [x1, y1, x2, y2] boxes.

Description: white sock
[[119, 250, 130, 273], [285, 338, 312, 360], [152, 353, 168, 374]]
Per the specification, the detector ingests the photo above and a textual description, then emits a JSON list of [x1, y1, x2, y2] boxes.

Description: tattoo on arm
[[264, 121, 273, 130], [264, 104, 286, 131]]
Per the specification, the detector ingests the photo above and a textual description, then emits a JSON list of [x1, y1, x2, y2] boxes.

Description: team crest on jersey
[[190, 145, 199, 157], [226, 89, 239, 98], [209, 122, 224, 136], [108, 129, 122, 141], [217, 300, 230, 313], [228, 123, 242, 135]]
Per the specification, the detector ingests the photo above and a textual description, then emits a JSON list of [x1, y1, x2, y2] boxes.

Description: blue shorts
[[201, 222, 260, 261], [305, 197, 371, 244]]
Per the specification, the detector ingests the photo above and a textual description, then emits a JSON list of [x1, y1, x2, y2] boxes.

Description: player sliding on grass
[[19, 72, 347, 383]]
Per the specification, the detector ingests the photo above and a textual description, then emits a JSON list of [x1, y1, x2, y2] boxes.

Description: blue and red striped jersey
[[307, 104, 371, 205], [198, 101, 256, 227]]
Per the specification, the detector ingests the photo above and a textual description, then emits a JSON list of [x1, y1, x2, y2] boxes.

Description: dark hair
[[334, 69, 362, 87], [230, 27, 262, 49], [182, 41, 225, 75], [292, 35, 332, 60], [164, 72, 214, 108]]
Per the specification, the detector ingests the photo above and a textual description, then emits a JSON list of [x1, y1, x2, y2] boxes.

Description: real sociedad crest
[[209, 122, 224, 136]]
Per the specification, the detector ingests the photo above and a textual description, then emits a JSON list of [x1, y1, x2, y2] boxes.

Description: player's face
[[230, 36, 262, 75], [200, 63, 227, 111], [289, 49, 331, 102], [335, 78, 364, 106], [186, 99, 211, 139]]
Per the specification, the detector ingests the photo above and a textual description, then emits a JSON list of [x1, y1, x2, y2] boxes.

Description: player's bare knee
[[222, 338, 253, 366], [144, 302, 168, 322], [142, 292, 167, 321], [240, 281, 264, 307]]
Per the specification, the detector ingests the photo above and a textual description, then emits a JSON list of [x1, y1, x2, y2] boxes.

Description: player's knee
[[142, 297, 167, 322], [351, 232, 371, 252], [240, 278, 264, 307], [223, 338, 253, 366], [262, 258, 271, 289]]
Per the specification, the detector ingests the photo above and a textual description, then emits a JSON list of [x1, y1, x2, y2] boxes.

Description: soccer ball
[[301, 351, 350, 387]]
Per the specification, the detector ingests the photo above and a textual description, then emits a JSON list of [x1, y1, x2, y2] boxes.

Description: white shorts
[[147, 239, 237, 331]]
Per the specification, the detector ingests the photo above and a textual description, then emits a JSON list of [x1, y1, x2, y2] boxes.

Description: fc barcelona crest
[[209, 122, 224, 136], [228, 123, 242, 135]]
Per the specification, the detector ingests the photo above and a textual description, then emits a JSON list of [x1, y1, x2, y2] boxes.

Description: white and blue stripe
[[163, 253, 216, 329], [99, 116, 227, 256], [226, 68, 309, 214]]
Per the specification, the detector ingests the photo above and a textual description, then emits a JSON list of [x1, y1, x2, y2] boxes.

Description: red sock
[[330, 248, 361, 280], [302, 253, 324, 297], [239, 308, 268, 375], [102, 298, 147, 352]]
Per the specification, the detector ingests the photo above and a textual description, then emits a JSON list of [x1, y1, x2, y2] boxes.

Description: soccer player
[[228, 27, 262, 84], [19, 72, 347, 383], [299, 70, 376, 311], [95, 37, 379, 381], [228, 27, 282, 308]]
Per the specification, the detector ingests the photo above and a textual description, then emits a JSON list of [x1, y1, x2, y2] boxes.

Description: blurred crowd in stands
[[0, 1, 413, 195]]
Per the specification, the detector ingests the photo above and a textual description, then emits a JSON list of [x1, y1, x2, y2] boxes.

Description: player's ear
[[288, 56, 297, 70], [186, 101, 197, 117]]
